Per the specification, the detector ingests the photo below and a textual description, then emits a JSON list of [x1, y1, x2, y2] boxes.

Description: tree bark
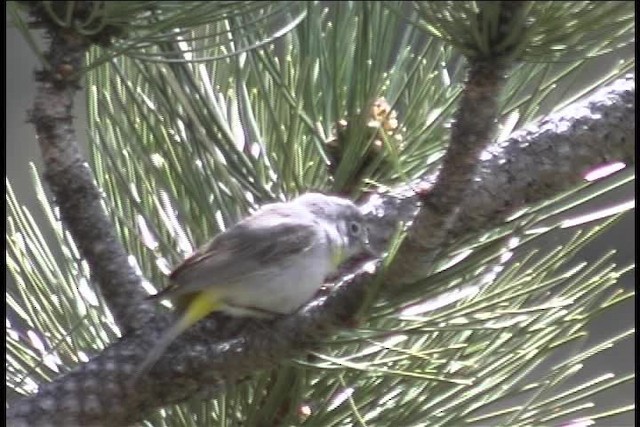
[[7, 75, 635, 427]]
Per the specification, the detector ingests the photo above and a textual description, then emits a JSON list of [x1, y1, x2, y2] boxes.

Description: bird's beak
[[364, 246, 377, 258], [362, 232, 378, 257]]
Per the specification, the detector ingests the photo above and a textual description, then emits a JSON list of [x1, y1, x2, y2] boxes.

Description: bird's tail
[[135, 316, 191, 379], [134, 292, 223, 382]]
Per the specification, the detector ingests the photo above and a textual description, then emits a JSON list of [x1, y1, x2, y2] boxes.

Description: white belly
[[222, 244, 334, 315]]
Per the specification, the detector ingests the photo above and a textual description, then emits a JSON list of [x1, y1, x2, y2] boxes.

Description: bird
[[136, 192, 373, 376]]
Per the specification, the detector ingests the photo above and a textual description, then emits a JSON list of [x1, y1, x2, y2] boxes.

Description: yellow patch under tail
[[135, 290, 224, 379]]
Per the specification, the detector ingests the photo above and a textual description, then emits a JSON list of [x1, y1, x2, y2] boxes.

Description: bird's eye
[[348, 221, 362, 235]]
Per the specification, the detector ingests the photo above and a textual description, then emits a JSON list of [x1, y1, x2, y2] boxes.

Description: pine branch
[[386, 2, 527, 283], [385, 57, 509, 283], [7, 75, 634, 427], [8, 2, 634, 425], [379, 75, 636, 284], [25, 3, 155, 334]]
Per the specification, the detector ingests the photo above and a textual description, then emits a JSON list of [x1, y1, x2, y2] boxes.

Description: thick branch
[[450, 75, 635, 239], [385, 60, 508, 283], [7, 76, 634, 427], [28, 10, 155, 333], [385, 2, 525, 283]]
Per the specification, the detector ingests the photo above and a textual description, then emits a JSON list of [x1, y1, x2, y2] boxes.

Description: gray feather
[[151, 205, 318, 300]]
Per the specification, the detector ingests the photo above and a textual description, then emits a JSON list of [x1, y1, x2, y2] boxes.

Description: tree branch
[[26, 5, 155, 334], [377, 74, 636, 283], [7, 75, 634, 427], [384, 1, 526, 283], [383, 58, 508, 283]]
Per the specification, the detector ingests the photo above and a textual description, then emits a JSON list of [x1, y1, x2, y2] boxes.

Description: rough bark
[[27, 12, 156, 335], [7, 75, 635, 426], [7, 2, 635, 425]]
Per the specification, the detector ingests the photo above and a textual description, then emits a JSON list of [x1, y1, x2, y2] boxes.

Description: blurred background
[[5, 16, 635, 426]]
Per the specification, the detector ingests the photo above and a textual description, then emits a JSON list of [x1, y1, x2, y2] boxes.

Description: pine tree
[[6, 2, 635, 426]]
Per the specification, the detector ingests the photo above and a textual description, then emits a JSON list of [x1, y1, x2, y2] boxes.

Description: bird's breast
[[222, 242, 334, 314]]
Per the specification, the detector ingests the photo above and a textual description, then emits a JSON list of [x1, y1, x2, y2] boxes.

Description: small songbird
[[137, 192, 372, 375]]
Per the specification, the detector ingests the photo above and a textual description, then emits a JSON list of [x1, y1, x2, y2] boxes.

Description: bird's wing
[[149, 208, 318, 301]]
